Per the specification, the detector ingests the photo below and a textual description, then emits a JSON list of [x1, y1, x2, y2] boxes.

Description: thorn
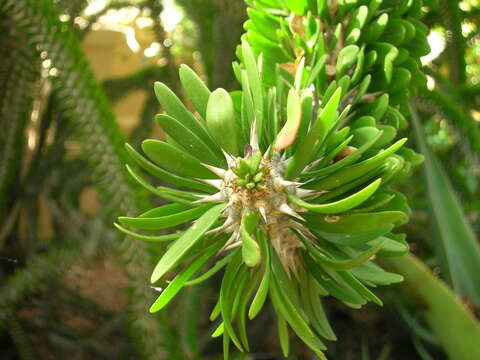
[[283, 153, 292, 164], [281, 180, 303, 187], [275, 179, 303, 190], [262, 145, 272, 160], [221, 150, 236, 167], [196, 178, 223, 189], [304, 158, 323, 172], [258, 206, 267, 222], [193, 192, 226, 203], [207, 217, 235, 234], [220, 231, 240, 252], [224, 241, 242, 251], [290, 223, 316, 240], [278, 202, 305, 221], [200, 163, 227, 178], [250, 120, 260, 152], [295, 189, 326, 199]]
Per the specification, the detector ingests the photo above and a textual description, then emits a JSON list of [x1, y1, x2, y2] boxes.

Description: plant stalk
[[380, 253, 480, 360]]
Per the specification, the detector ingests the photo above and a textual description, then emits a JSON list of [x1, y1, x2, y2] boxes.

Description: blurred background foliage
[[0, 0, 479, 359]]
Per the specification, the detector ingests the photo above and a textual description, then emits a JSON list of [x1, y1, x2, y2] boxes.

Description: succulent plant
[[115, 0, 429, 358]]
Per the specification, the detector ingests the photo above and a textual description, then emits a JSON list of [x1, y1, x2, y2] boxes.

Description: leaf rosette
[[116, 0, 429, 358]]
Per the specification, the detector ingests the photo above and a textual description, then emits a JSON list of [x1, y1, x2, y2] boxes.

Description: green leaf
[[241, 41, 264, 141], [223, 332, 230, 360], [301, 234, 386, 270], [274, 88, 302, 150], [185, 250, 237, 286], [369, 236, 409, 256], [351, 262, 404, 285], [206, 88, 241, 155], [248, 232, 270, 319], [353, 192, 396, 213], [138, 203, 191, 218], [284, 0, 308, 14], [411, 105, 480, 305], [118, 205, 213, 230], [306, 54, 326, 87], [345, 5, 368, 35], [179, 64, 211, 119], [125, 143, 216, 193], [304, 254, 366, 306], [150, 204, 225, 283], [304, 211, 407, 233], [210, 298, 222, 321], [288, 179, 381, 214], [306, 138, 407, 190], [156, 186, 205, 202], [126, 164, 193, 204], [315, 225, 394, 246], [149, 240, 224, 312], [337, 270, 383, 305], [277, 314, 290, 357], [114, 223, 182, 243], [351, 126, 381, 146], [381, 254, 480, 360], [302, 275, 337, 340], [269, 254, 328, 359], [240, 212, 262, 267], [212, 322, 224, 338], [269, 274, 327, 357], [316, 134, 354, 169], [286, 87, 342, 179], [361, 13, 389, 43], [246, 8, 281, 42], [369, 42, 398, 82], [142, 140, 218, 179], [220, 252, 245, 351], [155, 114, 225, 167], [357, 93, 390, 120], [154, 81, 221, 155], [246, 31, 291, 67], [236, 267, 264, 351], [336, 45, 359, 77]]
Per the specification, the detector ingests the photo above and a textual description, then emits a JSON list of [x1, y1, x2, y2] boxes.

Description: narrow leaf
[[274, 88, 302, 150], [125, 143, 216, 193], [114, 223, 182, 243], [304, 211, 407, 233], [142, 140, 218, 179], [179, 64, 211, 119], [118, 205, 213, 230], [411, 105, 480, 304], [155, 114, 225, 167], [286, 87, 342, 179], [151, 204, 225, 283], [289, 179, 382, 214], [149, 240, 224, 312], [154, 81, 220, 153], [206, 88, 241, 155]]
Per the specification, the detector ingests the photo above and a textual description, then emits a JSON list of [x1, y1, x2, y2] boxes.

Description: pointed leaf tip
[[274, 89, 302, 150]]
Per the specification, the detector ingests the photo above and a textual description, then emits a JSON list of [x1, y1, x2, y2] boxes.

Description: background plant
[[0, 0, 479, 359]]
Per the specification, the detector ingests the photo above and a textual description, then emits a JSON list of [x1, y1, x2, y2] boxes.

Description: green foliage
[[411, 106, 480, 304], [2, 0, 480, 359], [381, 253, 480, 360], [116, 0, 441, 358]]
